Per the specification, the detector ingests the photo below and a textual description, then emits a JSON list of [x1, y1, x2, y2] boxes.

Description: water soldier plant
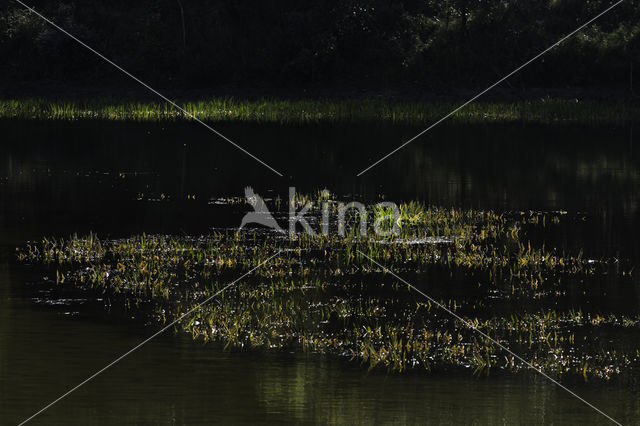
[[18, 198, 640, 382]]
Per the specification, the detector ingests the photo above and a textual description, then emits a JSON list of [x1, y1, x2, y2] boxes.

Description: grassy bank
[[0, 97, 637, 124]]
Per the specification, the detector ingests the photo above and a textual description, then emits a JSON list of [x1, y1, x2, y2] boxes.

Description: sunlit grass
[[0, 97, 636, 124], [17, 200, 639, 380]]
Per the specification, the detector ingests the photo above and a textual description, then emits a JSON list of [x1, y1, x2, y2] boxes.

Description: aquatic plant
[[17, 200, 640, 381]]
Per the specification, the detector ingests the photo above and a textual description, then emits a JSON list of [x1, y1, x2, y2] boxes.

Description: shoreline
[[0, 96, 637, 125], [1, 83, 638, 125]]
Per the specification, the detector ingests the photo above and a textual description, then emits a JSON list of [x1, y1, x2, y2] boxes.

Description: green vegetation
[[18, 198, 640, 381], [3, 2, 637, 124], [1, 98, 637, 124], [1, 1, 638, 88]]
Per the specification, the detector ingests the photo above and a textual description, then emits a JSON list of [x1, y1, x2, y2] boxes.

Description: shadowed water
[[0, 119, 639, 424]]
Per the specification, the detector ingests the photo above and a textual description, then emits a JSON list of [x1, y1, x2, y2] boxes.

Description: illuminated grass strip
[[1, 98, 636, 124]]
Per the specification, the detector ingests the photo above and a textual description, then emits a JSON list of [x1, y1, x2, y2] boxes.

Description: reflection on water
[[2, 264, 638, 425], [0, 119, 639, 424]]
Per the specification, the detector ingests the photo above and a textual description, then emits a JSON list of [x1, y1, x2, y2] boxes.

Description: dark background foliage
[[0, 0, 638, 92]]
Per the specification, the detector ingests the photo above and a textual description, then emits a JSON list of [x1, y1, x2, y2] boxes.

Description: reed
[[1, 97, 636, 125]]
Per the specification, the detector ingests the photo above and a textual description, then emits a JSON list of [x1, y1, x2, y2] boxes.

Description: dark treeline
[[1, 0, 639, 92]]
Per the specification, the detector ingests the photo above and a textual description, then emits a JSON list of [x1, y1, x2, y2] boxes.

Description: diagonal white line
[[357, 0, 624, 176], [14, 0, 283, 177], [357, 250, 622, 425], [18, 250, 281, 425]]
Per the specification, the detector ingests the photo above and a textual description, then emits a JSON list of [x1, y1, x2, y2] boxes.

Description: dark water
[[1, 119, 639, 424]]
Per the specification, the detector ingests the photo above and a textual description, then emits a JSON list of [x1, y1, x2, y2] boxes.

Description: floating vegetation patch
[[17, 200, 640, 382], [0, 97, 637, 125]]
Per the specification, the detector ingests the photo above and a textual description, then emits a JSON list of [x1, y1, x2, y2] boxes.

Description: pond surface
[[1, 119, 639, 424]]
